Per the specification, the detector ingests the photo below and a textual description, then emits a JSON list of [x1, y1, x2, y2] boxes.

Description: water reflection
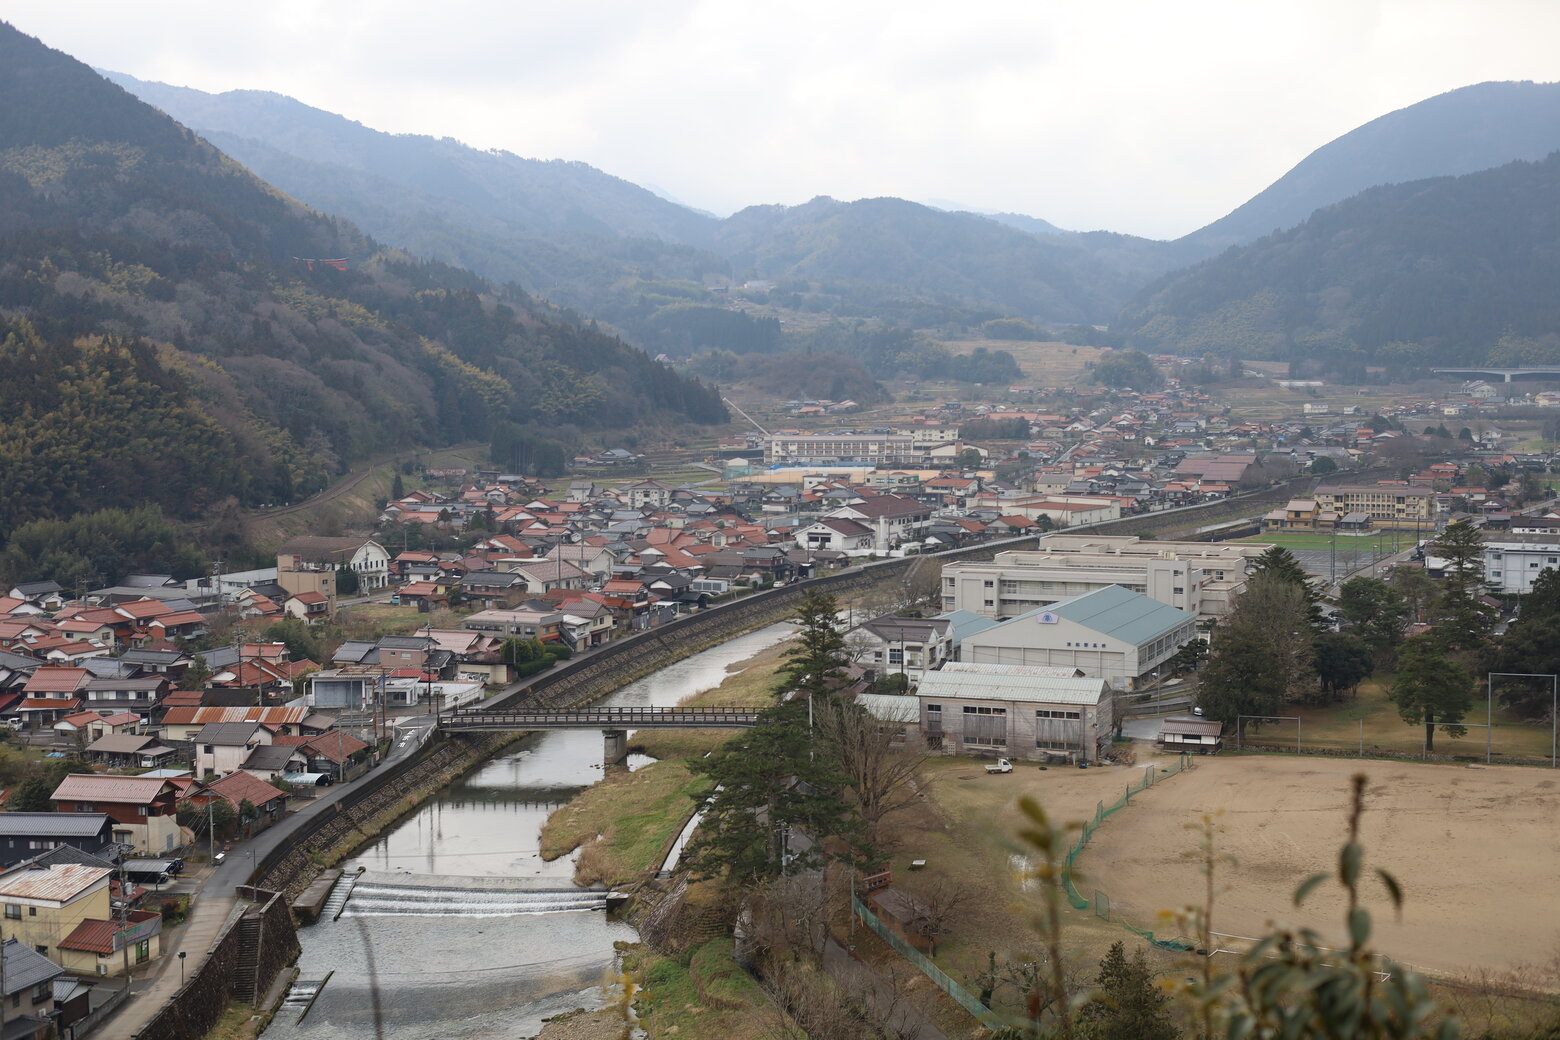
[[266, 622, 794, 1040]]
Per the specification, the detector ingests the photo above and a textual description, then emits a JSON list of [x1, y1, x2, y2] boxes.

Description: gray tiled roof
[[2, 938, 63, 995], [0, 813, 110, 838]]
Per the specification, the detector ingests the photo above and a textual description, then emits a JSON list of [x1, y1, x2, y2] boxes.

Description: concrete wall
[[129, 888, 298, 1040]]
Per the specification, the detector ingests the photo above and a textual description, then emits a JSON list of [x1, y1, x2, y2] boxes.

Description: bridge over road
[[437, 706, 761, 763]]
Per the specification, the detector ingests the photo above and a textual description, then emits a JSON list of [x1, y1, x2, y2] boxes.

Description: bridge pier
[[603, 729, 629, 766]]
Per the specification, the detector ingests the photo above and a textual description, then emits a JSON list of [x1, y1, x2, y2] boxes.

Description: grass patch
[[200, 1003, 261, 1040], [335, 603, 470, 638], [1265, 676, 1560, 760], [539, 762, 711, 885], [1235, 530, 1420, 553], [932, 338, 1107, 386], [625, 942, 800, 1040]]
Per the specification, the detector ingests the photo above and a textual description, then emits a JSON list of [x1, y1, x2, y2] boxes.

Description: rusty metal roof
[[0, 863, 110, 903]]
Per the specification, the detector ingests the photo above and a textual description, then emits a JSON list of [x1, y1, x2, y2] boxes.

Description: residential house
[[84, 735, 180, 771], [192, 723, 272, 778], [0, 860, 116, 968], [0, 938, 66, 1038], [854, 616, 955, 683], [796, 518, 875, 554], [458, 571, 528, 609], [0, 815, 116, 870], [305, 669, 381, 711], [277, 536, 391, 600], [282, 591, 332, 622], [158, 706, 315, 743], [200, 772, 289, 835]]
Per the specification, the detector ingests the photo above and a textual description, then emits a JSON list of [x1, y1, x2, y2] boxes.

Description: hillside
[[1180, 80, 1560, 253], [0, 22, 725, 532], [1114, 153, 1560, 366], [109, 74, 1180, 333]]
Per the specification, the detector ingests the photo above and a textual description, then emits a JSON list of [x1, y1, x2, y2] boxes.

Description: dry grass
[[540, 762, 710, 886], [930, 338, 1108, 386]]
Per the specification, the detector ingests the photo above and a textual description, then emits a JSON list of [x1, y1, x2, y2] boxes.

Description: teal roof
[[1004, 585, 1194, 646], [934, 609, 1001, 645]]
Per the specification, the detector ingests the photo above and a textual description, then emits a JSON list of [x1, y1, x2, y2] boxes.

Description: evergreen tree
[[1428, 520, 1494, 655], [6, 776, 54, 812], [336, 564, 360, 596], [1391, 636, 1472, 751], [1250, 545, 1324, 630], [1314, 632, 1375, 698], [1077, 941, 1178, 1040], [682, 700, 861, 884], [781, 590, 849, 701], [1338, 577, 1410, 660], [179, 655, 212, 691], [391, 472, 405, 500], [1198, 574, 1316, 732]]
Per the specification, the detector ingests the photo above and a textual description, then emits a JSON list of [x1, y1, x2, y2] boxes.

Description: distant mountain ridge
[[1181, 80, 1560, 252], [1115, 152, 1560, 365], [102, 69, 1560, 358]]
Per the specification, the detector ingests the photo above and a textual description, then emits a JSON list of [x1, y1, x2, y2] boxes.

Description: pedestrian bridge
[[1431, 365, 1560, 382], [436, 706, 760, 763]]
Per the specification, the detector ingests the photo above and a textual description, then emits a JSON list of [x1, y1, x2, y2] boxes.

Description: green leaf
[[1375, 867, 1404, 918], [1293, 872, 1329, 906], [1348, 906, 1372, 950], [1339, 840, 1362, 889]]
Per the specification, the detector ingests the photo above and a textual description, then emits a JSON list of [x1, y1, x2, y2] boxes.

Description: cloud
[[8, 0, 1560, 238]]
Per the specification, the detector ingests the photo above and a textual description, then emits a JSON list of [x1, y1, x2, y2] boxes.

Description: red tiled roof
[[60, 910, 161, 954], [206, 771, 288, 809], [24, 667, 89, 693]]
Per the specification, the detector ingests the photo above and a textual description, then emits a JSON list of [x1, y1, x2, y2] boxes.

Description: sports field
[[1078, 756, 1560, 978]]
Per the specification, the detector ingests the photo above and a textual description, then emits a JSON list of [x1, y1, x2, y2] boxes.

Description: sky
[[8, 1, 1560, 239]]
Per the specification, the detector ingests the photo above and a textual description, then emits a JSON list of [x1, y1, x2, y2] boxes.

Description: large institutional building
[[940, 535, 1267, 620]]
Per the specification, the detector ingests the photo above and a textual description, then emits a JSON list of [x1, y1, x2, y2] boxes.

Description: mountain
[[0, 22, 725, 533], [107, 74, 1183, 333], [1113, 153, 1560, 367], [1181, 81, 1560, 253]]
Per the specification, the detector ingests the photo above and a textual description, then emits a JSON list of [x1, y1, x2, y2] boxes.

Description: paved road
[[91, 715, 436, 1039]]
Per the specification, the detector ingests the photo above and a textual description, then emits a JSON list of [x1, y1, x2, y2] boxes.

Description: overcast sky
[[9, 1, 1560, 239]]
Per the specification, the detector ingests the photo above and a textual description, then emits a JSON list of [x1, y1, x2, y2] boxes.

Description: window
[[962, 705, 1008, 746], [27, 906, 35, 917], [4, 904, 18, 920]]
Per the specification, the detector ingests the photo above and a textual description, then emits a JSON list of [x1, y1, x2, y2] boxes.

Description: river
[[265, 622, 795, 1040]]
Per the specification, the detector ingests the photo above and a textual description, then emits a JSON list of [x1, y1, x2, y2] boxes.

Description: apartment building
[[763, 434, 915, 467], [1482, 535, 1560, 595]]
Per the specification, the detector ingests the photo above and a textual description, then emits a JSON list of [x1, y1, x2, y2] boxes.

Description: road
[[92, 714, 436, 1040]]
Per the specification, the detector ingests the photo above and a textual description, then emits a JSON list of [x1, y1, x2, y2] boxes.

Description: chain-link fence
[[1063, 754, 1199, 951], [851, 896, 1006, 1028]]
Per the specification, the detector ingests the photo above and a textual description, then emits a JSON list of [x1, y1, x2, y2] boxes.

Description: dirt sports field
[[1079, 756, 1560, 977]]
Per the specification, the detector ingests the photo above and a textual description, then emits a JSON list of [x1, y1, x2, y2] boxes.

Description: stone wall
[[129, 889, 299, 1039]]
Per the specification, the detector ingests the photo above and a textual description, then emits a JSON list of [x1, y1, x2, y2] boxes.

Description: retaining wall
[[129, 889, 298, 1040]]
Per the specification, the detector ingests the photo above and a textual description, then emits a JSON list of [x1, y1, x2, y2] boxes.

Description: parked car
[[985, 758, 1013, 774]]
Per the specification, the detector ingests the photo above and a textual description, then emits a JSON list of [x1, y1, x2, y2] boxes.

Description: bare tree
[[896, 876, 973, 956], [815, 698, 930, 848]]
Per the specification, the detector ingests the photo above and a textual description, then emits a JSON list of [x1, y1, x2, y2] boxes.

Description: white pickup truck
[[984, 758, 1013, 774]]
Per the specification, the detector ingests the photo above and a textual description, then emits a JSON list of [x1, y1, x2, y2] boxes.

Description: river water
[[265, 623, 795, 1040]]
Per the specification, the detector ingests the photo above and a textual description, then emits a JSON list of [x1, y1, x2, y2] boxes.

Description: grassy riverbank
[[623, 941, 802, 1040], [539, 640, 793, 885]]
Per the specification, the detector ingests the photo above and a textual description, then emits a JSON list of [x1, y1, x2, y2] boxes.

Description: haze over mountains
[[105, 71, 1560, 361]]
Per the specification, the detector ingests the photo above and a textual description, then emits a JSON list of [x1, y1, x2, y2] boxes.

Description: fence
[[1062, 754, 1199, 952], [851, 897, 1006, 1030]]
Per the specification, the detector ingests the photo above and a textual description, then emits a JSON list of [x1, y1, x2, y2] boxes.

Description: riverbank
[[539, 639, 794, 887]]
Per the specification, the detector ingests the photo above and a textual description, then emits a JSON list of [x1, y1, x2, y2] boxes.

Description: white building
[[1482, 536, 1560, 594], [958, 584, 1198, 688], [941, 537, 1264, 620], [853, 616, 955, 683]]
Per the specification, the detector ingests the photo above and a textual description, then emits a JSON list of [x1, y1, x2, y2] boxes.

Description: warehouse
[[911, 662, 1112, 764], [957, 584, 1197, 688]]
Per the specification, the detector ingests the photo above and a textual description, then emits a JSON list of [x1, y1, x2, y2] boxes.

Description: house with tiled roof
[[50, 775, 182, 855]]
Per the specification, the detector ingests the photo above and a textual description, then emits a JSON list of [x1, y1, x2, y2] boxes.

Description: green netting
[[1060, 754, 1197, 943], [853, 897, 1006, 1028]]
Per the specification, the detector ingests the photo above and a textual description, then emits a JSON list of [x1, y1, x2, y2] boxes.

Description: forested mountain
[[1180, 81, 1560, 253], [1114, 153, 1560, 368], [0, 22, 725, 531], [108, 74, 1175, 332]]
